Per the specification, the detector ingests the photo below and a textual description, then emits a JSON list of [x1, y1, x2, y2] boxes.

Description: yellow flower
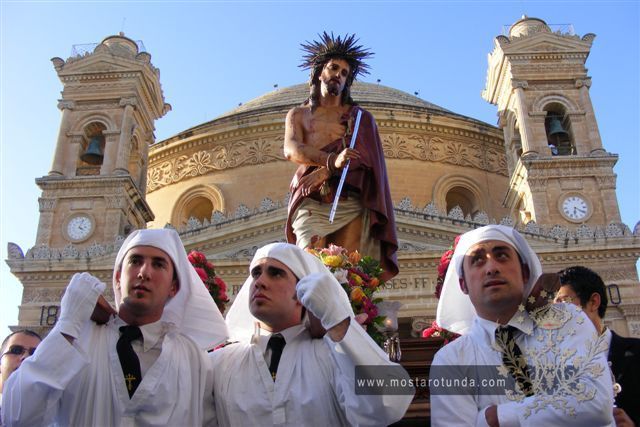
[[350, 286, 365, 303], [323, 255, 343, 268]]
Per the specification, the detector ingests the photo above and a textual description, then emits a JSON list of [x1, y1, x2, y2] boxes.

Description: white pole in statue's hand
[[329, 109, 363, 224]]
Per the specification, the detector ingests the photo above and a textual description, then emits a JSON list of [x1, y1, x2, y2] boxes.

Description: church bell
[[547, 117, 569, 140], [80, 136, 104, 165]]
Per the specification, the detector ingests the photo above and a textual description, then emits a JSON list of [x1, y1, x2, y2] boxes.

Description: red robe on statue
[[286, 106, 399, 281]]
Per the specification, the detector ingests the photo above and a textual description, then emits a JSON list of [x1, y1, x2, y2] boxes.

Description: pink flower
[[206, 261, 215, 270], [219, 291, 229, 302], [194, 267, 208, 284], [321, 244, 345, 256]]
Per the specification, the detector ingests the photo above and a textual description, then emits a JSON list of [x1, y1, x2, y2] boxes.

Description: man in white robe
[[2, 229, 228, 426], [431, 225, 613, 427], [210, 242, 413, 426]]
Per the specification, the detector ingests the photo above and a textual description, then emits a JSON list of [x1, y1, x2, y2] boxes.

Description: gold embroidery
[[495, 308, 609, 418]]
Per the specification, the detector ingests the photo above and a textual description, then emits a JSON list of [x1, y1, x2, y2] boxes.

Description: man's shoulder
[[287, 104, 310, 117], [611, 330, 640, 352], [431, 335, 472, 365]]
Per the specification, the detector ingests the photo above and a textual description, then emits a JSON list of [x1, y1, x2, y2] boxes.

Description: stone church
[[6, 16, 640, 417]]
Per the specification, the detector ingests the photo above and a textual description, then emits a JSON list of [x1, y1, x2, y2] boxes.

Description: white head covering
[[435, 225, 542, 335], [113, 228, 228, 350], [225, 242, 329, 342]]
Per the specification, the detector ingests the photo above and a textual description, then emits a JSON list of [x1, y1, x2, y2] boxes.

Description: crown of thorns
[[299, 32, 373, 79]]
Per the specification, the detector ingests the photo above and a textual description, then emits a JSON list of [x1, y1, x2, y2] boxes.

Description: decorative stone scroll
[[147, 138, 285, 192]]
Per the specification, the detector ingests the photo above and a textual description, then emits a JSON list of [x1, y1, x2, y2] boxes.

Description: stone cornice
[[521, 153, 618, 171], [35, 175, 154, 222], [506, 53, 589, 61]]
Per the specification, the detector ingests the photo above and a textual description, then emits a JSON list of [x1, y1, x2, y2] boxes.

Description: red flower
[[214, 276, 227, 292], [206, 261, 215, 270], [422, 327, 437, 338], [194, 267, 208, 284], [188, 250, 206, 265], [362, 297, 378, 324], [437, 250, 453, 277]]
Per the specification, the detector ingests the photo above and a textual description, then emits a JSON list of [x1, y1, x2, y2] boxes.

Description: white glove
[[296, 272, 353, 330], [57, 273, 106, 339]]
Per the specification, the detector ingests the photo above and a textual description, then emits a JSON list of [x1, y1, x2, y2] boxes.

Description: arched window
[[172, 185, 225, 227], [445, 186, 478, 218], [544, 105, 575, 156], [76, 122, 106, 175]]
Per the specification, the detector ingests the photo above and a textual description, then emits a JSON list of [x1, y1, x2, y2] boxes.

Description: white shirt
[[209, 319, 414, 426], [430, 303, 614, 427], [2, 318, 213, 427]]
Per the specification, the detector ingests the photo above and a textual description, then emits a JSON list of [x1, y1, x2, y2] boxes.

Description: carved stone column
[[49, 100, 75, 176], [113, 98, 137, 174], [63, 134, 84, 176], [512, 83, 537, 155], [100, 130, 121, 175], [35, 198, 57, 245], [575, 78, 603, 151]]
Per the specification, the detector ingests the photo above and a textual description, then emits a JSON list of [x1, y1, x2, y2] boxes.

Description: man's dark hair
[[1, 329, 42, 354], [299, 32, 373, 109], [559, 266, 608, 318]]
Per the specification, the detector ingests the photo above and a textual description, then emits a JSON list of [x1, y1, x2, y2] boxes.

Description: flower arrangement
[[421, 320, 460, 344], [424, 235, 462, 344], [187, 250, 230, 314], [307, 244, 386, 346]]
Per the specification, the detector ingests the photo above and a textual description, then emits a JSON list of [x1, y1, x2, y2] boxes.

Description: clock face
[[561, 196, 589, 221], [66, 215, 94, 241]]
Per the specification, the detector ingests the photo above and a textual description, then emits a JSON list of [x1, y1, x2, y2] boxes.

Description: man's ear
[[169, 279, 178, 298], [587, 292, 601, 314], [459, 278, 469, 295], [115, 270, 121, 291]]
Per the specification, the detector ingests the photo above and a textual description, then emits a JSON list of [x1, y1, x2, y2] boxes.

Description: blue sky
[[1, 1, 639, 335]]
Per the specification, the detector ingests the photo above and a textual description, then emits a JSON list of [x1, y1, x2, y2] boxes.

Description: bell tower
[[36, 33, 170, 248], [482, 16, 621, 228]]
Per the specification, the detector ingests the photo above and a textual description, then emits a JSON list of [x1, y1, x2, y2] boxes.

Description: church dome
[[509, 15, 551, 38], [219, 82, 452, 118], [160, 82, 484, 144]]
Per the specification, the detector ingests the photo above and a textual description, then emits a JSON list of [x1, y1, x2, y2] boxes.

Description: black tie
[[267, 334, 286, 381], [495, 326, 534, 397], [117, 325, 143, 398]]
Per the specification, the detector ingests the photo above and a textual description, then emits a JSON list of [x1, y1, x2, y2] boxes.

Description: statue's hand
[[334, 148, 361, 169], [295, 168, 331, 197]]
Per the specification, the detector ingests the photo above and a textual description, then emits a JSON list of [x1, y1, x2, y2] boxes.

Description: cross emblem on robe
[[124, 374, 138, 391]]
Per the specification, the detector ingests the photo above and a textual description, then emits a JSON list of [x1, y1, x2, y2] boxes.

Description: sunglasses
[[3, 345, 37, 357]]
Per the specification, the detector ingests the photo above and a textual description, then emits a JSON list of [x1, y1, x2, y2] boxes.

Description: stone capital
[[119, 97, 138, 108], [512, 80, 529, 90], [575, 78, 592, 88], [57, 100, 75, 111]]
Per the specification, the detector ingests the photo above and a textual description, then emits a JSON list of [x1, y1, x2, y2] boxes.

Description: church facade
[[7, 17, 640, 343]]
